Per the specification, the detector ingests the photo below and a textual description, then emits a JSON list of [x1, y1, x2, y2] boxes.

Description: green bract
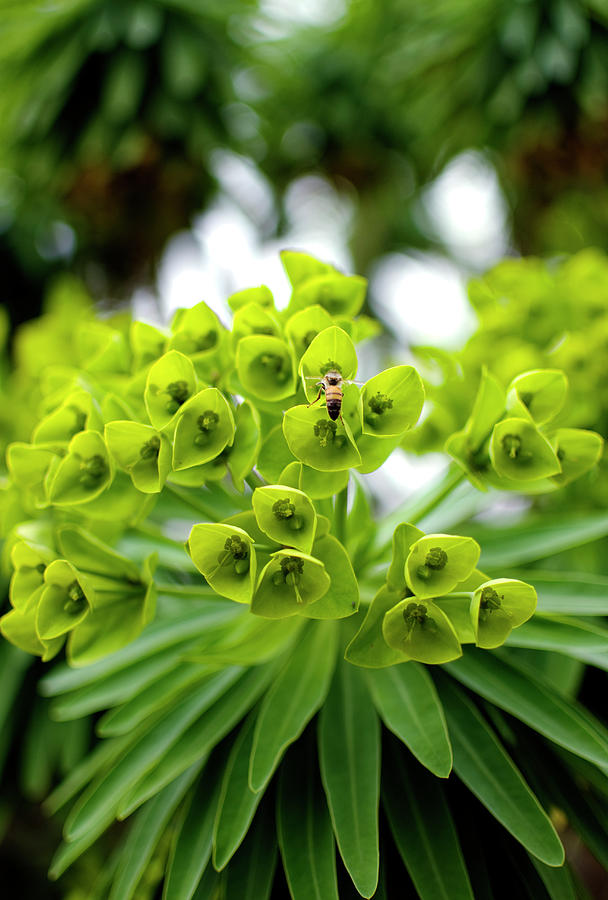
[[507, 369, 568, 425], [251, 549, 330, 618], [32, 389, 103, 445], [290, 273, 367, 318], [283, 404, 361, 471], [227, 285, 274, 311], [470, 579, 537, 649], [252, 485, 317, 554], [144, 350, 197, 430], [36, 559, 94, 641], [47, 430, 113, 505], [548, 427, 604, 486], [172, 388, 235, 470], [187, 523, 256, 604], [278, 461, 350, 500], [284, 305, 334, 359], [382, 597, 462, 664], [169, 301, 224, 365], [105, 420, 172, 492], [232, 302, 281, 345], [490, 417, 561, 482], [360, 366, 424, 437], [405, 534, 481, 599], [235, 335, 296, 401], [299, 325, 358, 400]]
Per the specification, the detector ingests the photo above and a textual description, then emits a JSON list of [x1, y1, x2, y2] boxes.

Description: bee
[[307, 370, 345, 422]]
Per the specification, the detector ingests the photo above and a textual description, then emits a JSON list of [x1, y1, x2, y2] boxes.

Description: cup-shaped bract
[[360, 366, 424, 437], [251, 549, 330, 618], [172, 388, 235, 470], [144, 350, 197, 431], [187, 523, 256, 604], [284, 305, 334, 360], [76, 321, 130, 374], [382, 597, 462, 664], [258, 424, 296, 483], [36, 560, 94, 641], [47, 430, 113, 506], [10, 538, 56, 609], [232, 302, 281, 346], [299, 326, 357, 401], [548, 428, 604, 486], [283, 404, 361, 471], [227, 285, 274, 311], [55, 525, 142, 582], [1, 586, 63, 660], [281, 250, 335, 289], [278, 461, 349, 500], [169, 301, 223, 358], [6, 442, 59, 506], [291, 274, 367, 318], [464, 368, 506, 448], [405, 534, 481, 600], [236, 335, 296, 401], [470, 578, 537, 649], [490, 417, 561, 482], [226, 401, 261, 492], [129, 320, 167, 371], [252, 485, 317, 554], [105, 420, 171, 493], [507, 369, 568, 425], [33, 389, 103, 446], [387, 523, 424, 593]]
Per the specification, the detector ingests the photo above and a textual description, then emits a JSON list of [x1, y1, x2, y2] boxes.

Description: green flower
[[187, 523, 256, 604]]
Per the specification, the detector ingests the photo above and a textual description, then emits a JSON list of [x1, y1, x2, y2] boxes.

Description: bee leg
[[307, 387, 324, 408], [339, 411, 345, 426]]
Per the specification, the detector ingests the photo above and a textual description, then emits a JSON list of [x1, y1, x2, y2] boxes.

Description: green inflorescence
[[501, 433, 532, 462], [165, 380, 190, 414], [416, 547, 448, 580], [272, 556, 305, 589], [64, 581, 86, 614], [217, 534, 250, 576], [320, 360, 342, 375], [194, 410, 220, 446], [368, 392, 393, 415], [260, 353, 289, 382], [403, 601, 437, 634], [79, 454, 107, 488], [140, 435, 161, 460]]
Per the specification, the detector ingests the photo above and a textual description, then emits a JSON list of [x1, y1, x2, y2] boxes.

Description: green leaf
[[468, 512, 608, 568], [445, 649, 608, 768], [382, 734, 474, 900], [109, 763, 201, 900], [227, 401, 261, 491], [529, 571, 608, 615], [318, 660, 380, 897], [344, 586, 404, 668], [302, 534, 359, 619], [366, 663, 452, 777], [437, 676, 564, 865], [528, 857, 576, 900], [406, 534, 481, 600], [249, 621, 337, 792], [277, 737, 339, 900], [56, 525, 141, 582], [163, 765, 222, 900], [360, 366, 424, 437], [465, 367, 505, 448], [223, 803, 277, 900], [213, 715, 263, 870], [188, 523, 256, 604], [504, 616, 608, 666], [252, 484, 317, 554]]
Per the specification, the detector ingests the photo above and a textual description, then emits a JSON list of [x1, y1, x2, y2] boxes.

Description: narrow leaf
[[223, 803, 277, 900]]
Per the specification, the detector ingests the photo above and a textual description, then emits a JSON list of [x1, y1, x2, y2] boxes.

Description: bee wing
[[303, 374, 324, 385]]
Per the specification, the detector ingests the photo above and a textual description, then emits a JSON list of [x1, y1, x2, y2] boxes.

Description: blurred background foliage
[[2, 0, 608, 324]]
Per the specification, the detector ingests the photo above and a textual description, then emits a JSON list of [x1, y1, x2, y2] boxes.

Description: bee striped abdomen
[[325, 387, 343, 421]]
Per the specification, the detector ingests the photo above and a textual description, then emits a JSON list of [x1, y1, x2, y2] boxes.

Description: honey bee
[[307, 369, 345, 422]]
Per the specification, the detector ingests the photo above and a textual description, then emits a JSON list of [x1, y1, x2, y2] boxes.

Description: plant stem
[[164, 484, 220, 520], [245, 471, 265, 490], [333, 483, 348, 545]]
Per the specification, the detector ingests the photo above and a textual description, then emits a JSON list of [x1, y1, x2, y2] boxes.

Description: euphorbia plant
[[1, 251, 608, 898]]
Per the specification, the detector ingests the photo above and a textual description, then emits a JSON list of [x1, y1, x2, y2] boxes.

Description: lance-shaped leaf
[[236, 334, 296, 401], [33, 389, 103, 445], [251, 550, 330, 618], [360, 366, 424, 437], [345, 586, 404, 669], [382, 597, 462, 664], [129, 320, 167, 370], [232, 302, 281, 346], [285, 305, 334, 360], [283, 404, 361, 472], [252, 485, 317, 554], [507, 369, 568, 425], [47, 430, 113, 506], [36, 560, 94, 641], [105, 420, 171, 493], [169, 300, 223, 358], [10, 537, 56, 610], [490, 418, 561, 482], [291, 274, 367, 318], [470, 578, 537, 649], [144, 350, 197, 431], [227, 401, 261, 492], [187, 524, 256, 604], [405, 534, 481, 600], [387, 523, 425, 593], [6, 442, 59, 506], [172, 388, 235, 470], [299, 326, 357, 401], [227, 285, 274, 311], [278, 461, 349, 500], [547, 427, 604, 486]]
